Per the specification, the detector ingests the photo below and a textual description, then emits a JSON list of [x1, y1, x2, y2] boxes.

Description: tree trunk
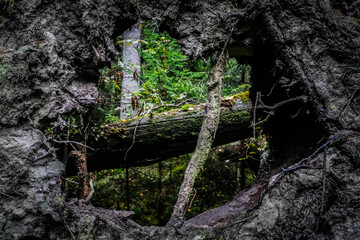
[[169, 55, 225, 225], [121, 21, 142, 119], [65, 104, 251, 176]]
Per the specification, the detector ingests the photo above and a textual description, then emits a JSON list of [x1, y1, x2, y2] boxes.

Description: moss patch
[[14, 45, 30, 55], [0, 63, 11, 80], [231, 91, 250, 103]]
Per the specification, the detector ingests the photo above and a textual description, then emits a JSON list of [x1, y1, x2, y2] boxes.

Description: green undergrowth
[[65, 142, 261, 226], [95, 20, 251, 124], [63, 19, 259, 227]]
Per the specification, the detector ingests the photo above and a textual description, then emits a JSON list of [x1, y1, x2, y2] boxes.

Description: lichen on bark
[[169, 54, 225, 225]]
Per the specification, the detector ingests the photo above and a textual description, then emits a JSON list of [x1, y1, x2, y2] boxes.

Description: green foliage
[[86, 155, 190, 226], [181, 103, 195, 111], [96, 21, 252, 123], [95, 64, 123, 123], [138, 21, 209, 104], [79, 21, 262, 226], [65, 142, 261, 226], [222, 59, 251, 96], [0, 63, 10, 80]]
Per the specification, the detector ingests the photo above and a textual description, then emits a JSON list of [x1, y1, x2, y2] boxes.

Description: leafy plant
[[97, 21, 252, 123], [138, 21, 209, 104], [222, 59, 251, 96]]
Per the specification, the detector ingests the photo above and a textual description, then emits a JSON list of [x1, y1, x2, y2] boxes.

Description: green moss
[[54, 194, 63, 203], [98, 124, 126, 137], [231, 91, 250, 102], [0, 63, 11, 80], [14, 45, 30, 55], [219, 110, 251, 125], [181, 103, 195, 111], [96, 109, 251, 146]]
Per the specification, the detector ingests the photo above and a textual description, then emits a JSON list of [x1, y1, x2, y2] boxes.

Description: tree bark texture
[[66, 103, 251, 176], [169, 55, 225, 223], [121, 21, 142, 119], [70, 150, 90, 200]]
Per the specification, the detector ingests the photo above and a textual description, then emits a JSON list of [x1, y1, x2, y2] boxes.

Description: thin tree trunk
[[70, 150, 89, 200], [168, 54, 225, 225], [121, 20, 142, 119], [126, 167, 130, 210], [70, 119, 91, 200], [236, 158, 240, 190], [169, 162, 172, 183], [240, 159, 245, 190], [158, 162, 163, 223]]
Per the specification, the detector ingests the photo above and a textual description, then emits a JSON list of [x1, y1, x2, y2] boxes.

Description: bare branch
[[258, 96, 307, 111], [52, 139, 96, 151], [338, 84, 360, 118], [252, 92, 261, 141], [124, 104, 154, 161], [61, 177, 79, 185]]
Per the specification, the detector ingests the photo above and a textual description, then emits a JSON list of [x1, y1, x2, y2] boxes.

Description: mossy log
[[66, 104, 252, 176]]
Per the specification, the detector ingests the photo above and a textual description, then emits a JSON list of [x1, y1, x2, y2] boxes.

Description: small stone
[[23, 200, 34, 210], [11, 208, 27, 219]]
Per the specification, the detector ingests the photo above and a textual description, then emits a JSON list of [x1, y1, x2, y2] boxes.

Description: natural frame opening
[[59, 28, 263, 225], [57, 24, 325, 227], [3, 0, 360, 238]]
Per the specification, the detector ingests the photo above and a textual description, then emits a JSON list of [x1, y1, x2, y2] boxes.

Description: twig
[[124, 104, 154, 161], [34, 147, 56, 161], [57, 206, 76, 240], [91, 45, 101, 60], [145, 97, 202, 111], [248, 165, 316, 212], [250, 111, 274, 128], [291, 107, 302, 119], [52, 139, 95, 151], [101, 97, 201, 108], [217, 20, 238, 65], [132, 76, 165, 106], [266, 79, 279, 97], [0, 191, 15, 199], [61, 177, 79, 185], [204, 6, 219, 17], [338, 84, 360, 118], [252, 92, 260, 141], [258, 95, 307, 111], [281, 80, 299, 88], [34, 152, 50, 161], [316, 146, 328, 232], [300, 133, 342, 164], [247, 133, 343, 213], [188, 190, 197, 209]]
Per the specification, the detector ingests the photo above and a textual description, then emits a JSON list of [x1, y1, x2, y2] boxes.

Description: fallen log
[[66, 101, 252, 176]]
